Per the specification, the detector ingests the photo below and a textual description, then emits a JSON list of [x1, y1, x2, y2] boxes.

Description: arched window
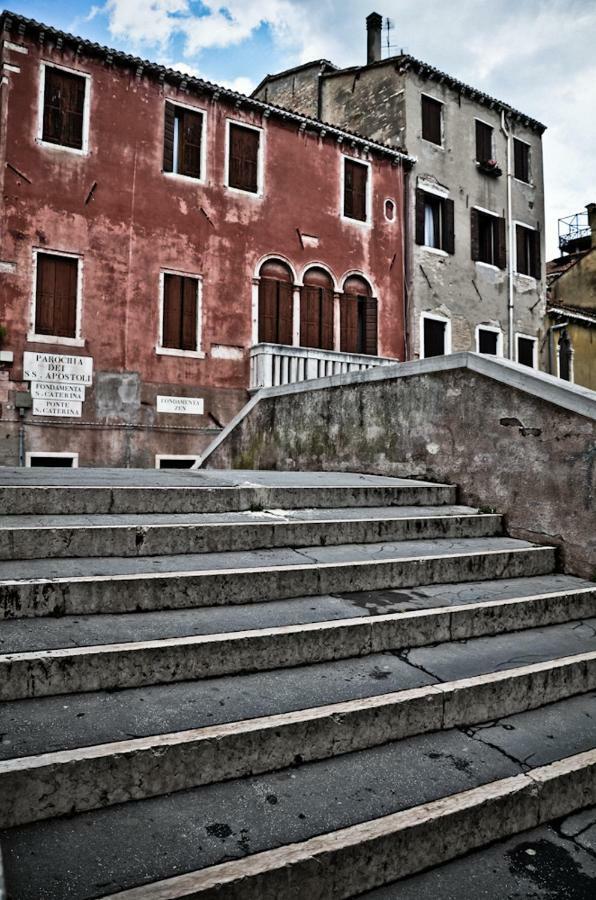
[[300, 267, 334, 350], [258, 259, 294, 345], [341, 275, 378, 356]]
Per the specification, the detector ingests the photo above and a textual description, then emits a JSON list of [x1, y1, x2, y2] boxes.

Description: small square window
[[514, 139, 530, 183], [517, 335, 537, 368], [477, 328, 501, 356], [344, 158, 368, 222], [421, 95, 442, 145], [41, 66, 87, 150]]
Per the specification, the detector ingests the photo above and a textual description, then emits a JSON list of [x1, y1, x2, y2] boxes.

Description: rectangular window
[[415, 189, 455, 254], [228, 123, 260, 193], [514, 139, 530, 183], [161, 273, 199, 351], [477, 327, 501, 356], [421, 95, 442, 145], [35, 252, 78, 338], [163, 103, 203, 179], [516, 224, 540, 278], [471, 209, 506, 268], [475, 120, 493, 163], [26, 452, 78, 467], [517, 335, 537, 368], [421, 315, 450, 358], [344, 158, 368, 222], [155, 455, 200, 469], [340, 295, 378, 355], [42, 66, 87, 150]]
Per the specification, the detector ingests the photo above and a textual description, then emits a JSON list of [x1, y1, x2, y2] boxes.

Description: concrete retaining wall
[[201, 353, 596, 578]]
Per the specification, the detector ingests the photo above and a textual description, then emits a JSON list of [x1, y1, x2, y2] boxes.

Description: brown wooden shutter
[[340, 296, 358, 353], [277, 281, 294, 346], [496, 217, 507, 270], [415, 188, 426, 245], [35, 254, 56, 335], [475, 121, 492, 162], [364, 298, 378, 355], [181, 277, 197, 350], [514, 139, 529, 182], [421, 96, 441, 144], [532, 230, 541, 279], [344, 160, 367, 221], [443, 198, 455, 255], [163, 102, 175, 172], [162, 274, 182, 348], [35, 254, 77, 337], [300, 286, 321, 348], [180, 109, 202, 179], [516, 225, 526, 274], [258, 278, 278, 343], [321, 288, 334, 350], [43, 68, 85, 149], [470, 208, 480, 261], [229, 124, 259, 192]]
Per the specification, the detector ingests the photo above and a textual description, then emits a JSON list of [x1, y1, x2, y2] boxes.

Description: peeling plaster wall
[[205, 359, 596, 579], [0, 33, 406, 467]]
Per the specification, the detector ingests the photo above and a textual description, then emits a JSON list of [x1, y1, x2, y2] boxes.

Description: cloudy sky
[[13, 0, 596, 256]]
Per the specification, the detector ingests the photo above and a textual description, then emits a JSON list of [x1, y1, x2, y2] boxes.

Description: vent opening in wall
[[26, 452, 78, 467], [384, 199, 395, 221], [155, 455, 200, 469]]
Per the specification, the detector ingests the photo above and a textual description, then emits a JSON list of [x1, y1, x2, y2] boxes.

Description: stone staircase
[[0, 468, 595, 899]]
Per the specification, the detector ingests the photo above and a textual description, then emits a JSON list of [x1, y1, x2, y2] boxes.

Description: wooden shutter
[[514, 139, 529, 182], [321, 289, 334, 350], [181, 277, 197, 350], [344, 160, 367, 221], [180, 109, 202, 179], [258, 278, 278, 343], [340, 296, 358, 353], [516, 225, 527, 274], [421, 95, 441, 144], [35, 254, 77, 337], [43, 68, 85, 149], [443, 198, 455, 255], [475, 121, 492, 162], [470, 208, 480, 261], [229, 124, 259, 192], [163, 102, 175, 172], [162, 274, 182, 348], [277, 282, 294, 346], [532, 230, 541, 279], [496, 217, 507, 270], [364, 298, 378, 355], [300, 285, 319, 348], [415, 188, 426, 245]]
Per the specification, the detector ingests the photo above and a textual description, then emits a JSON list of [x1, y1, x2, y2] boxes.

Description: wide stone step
[[3, 615, 596, 826], [0, 537, 556, 618], [2, 694, 596, 900], [0, 469, 456, 516], [0, 506, 498, 560], [2, 581, 594, 700]]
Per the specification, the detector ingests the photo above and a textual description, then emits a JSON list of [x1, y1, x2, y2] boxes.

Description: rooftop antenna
[[384, 17, 400, 57]]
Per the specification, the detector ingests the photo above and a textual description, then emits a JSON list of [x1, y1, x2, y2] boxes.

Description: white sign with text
[[156, 396, 204, 415], [23, 352, 93, 385], [30, 382, 86, 401], [32, 399, 83, 418]]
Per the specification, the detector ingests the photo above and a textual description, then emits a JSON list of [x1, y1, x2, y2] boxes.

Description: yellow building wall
[[550, 248, 596, 392]]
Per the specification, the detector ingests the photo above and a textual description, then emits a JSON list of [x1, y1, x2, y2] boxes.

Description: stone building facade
[[0, 11, 410, 468], [254, 12, 547, 367]]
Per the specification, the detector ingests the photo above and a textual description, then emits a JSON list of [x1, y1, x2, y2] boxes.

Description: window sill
[[156, 347, 206, 359], [224, 184, 263, 199], [475, 261, 501, 272], [421, 138, 445, 150], [36, 138, 88, 157], [340, 214, 372, 229], [420, 245, 448, 257], [514, 177, 533, 188], [27, 332, 85, 347], [514, 272, 538, 285], [163, 171, 206, 186]]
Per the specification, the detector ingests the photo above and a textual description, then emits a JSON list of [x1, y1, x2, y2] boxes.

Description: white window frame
[[513, 220, 538, 281], [513, 136, 532, 185], [37, 62, 91, 156], [28, 248, 85, 347], [26, 451, 79, 467], [163, 98, 208, 185], [340, 154, 372, 227], [224, 118, 264, 198], [475, 324, 503, 356], [155, 454, 202, 469], [384, 198, 396, 223], [420, 188, 448, 255], [420, 92, 444, 148], [156, 269, 205, 359], [515, 332, 538, 368], [420, 311, 451, 358], [473, 205, 501, 270]]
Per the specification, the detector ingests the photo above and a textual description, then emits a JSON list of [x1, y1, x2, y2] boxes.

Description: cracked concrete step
[[2, 584, 595, 700], [2, 694, 596, 900], [0, 478, 456, 517], [3, 652, 596, 829], [3, 616, 596, 826], [0, 537, 556, 619], [0, 506, 497, 561], [358, 808, 596, 898]]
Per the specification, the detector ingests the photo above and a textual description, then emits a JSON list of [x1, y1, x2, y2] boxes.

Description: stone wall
[[202, 354, 596, 579]]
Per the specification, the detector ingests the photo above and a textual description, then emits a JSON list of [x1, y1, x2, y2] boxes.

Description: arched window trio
[[258, 260, 378, 356]]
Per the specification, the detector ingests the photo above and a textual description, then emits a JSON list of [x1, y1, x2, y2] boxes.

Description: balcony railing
[[250, 343, 399, 390]]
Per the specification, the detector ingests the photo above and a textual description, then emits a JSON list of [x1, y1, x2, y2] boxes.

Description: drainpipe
[[501, 111, 514, 359]]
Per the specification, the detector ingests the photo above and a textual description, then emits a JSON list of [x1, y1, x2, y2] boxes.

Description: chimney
[[586, 203, 596, 248], [366, 12, 383, 65]]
